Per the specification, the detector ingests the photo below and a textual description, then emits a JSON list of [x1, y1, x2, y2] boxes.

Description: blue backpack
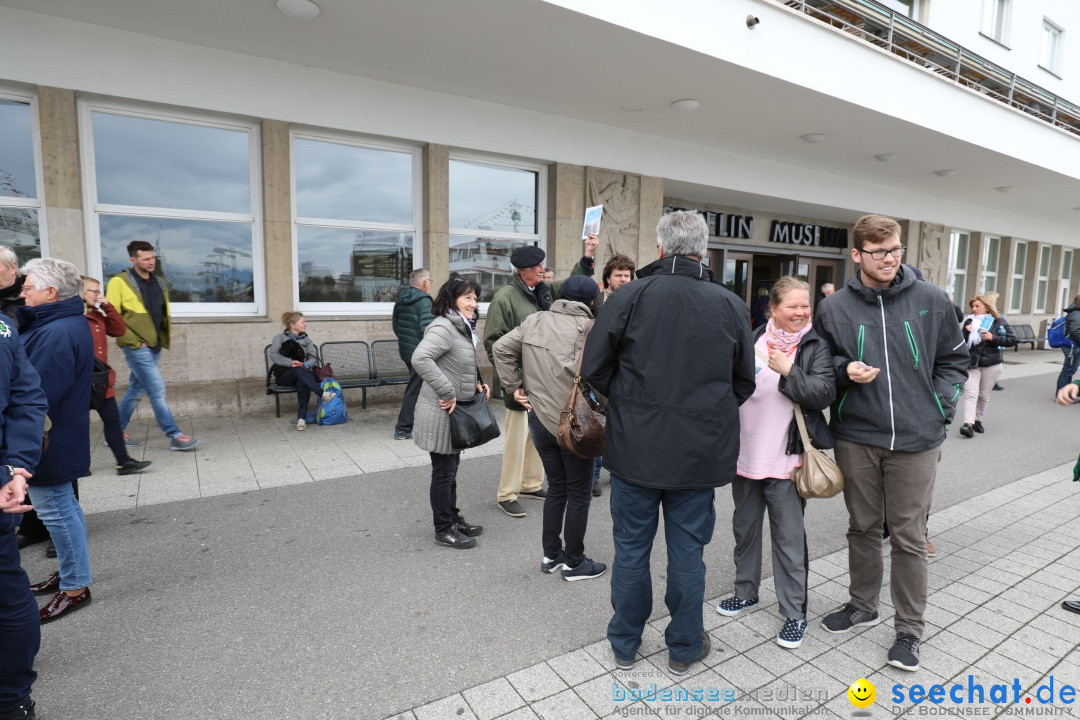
[[1048, 316, 1076, 349], [316, 378, 348, 425]]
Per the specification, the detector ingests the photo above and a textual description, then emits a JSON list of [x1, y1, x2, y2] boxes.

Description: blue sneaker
[[169, 434, 200, 452], [776, 618, 807, 649], [561, 558, 607, 582], [541, 553, 566, 574], [715, 595, 759, 617], [394, 430, 412, 440]]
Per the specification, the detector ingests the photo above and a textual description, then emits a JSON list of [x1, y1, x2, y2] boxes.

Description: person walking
[[715, 277, 835, 650], [581, 210, 756, 676], [412, 278, 488, 549], [958, 295, 1016, 438], [814, 215, 968, 673], [1055, 296, 1080, 394], [391, 269, 434, 440], [105, 240, 198, 451], [493, 275, 607, 581]]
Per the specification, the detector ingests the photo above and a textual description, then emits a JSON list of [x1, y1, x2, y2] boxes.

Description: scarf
[[763, 317, 811, 356], [450, 310, 478, 347]]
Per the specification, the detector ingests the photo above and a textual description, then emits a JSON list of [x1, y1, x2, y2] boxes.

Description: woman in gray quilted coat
[[411, 278, 490, 549]]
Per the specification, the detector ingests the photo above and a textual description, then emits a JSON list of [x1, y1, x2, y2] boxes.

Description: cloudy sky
[[0, 99, 37, 198]]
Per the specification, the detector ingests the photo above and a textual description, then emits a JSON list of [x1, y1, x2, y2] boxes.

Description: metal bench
[[1012, 323, 1039, 351], [319, 340, 378, 409], [369, 339, 411, 389]]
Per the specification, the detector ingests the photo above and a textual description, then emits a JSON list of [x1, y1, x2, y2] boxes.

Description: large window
[[1035, 245, 1051, 312], [448, 157, 544, 303], [1040, 19, 1063, 75], [292, 133, 419, 310], [947, 230, 969, 305], [980, 236, 1000, 294], [0, 92, 45, 263], [82, 102, 262, 315], [1009, 241, 1027, 313], [981, 0, 1011, 44]]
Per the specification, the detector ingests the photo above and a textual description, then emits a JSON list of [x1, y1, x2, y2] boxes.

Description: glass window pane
[[984, 237, 999, 272], [1064, 250, 1073, 279], [450, 235, 532, 302], [1010, 277, 1023, 311], [0, 99, 36, 199], [449, 161, 537, 233], [1037, 279, 1048, 310], [93, 112, 251, 214], [294, 139, 413, 224], [297, 226, 412, 303], [983, 274, 997, 294], [1013, 244, 1027, 274], [99, 215, 254, 303], [0, 207, 41, 262], [1039, 246, 1051, 275]]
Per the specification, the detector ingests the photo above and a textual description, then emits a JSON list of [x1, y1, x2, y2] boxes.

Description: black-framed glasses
[[857, 245, 906, 261]]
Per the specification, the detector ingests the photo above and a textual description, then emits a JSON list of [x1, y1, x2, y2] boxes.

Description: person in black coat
[[581, 210, 755, 676], [958, 294, 1016, 438]]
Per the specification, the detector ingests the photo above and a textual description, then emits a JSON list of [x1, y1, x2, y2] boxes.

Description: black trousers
[[96, 396, 130, 465], [277, 367, 322, 419], [0, 514, 40, 709], [429, 452, 461, 534], [528, 412, 593, 567], [394, 367, 423, 434]]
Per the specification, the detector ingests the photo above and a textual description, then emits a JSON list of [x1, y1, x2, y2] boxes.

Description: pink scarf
[[763, 317, 812, 355]]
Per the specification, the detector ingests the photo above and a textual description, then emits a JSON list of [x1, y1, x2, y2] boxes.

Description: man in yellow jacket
[[105, 240, 199, 452]]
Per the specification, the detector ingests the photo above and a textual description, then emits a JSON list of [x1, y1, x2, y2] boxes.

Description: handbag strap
[[573, 319, 595, 380], [792, 402, 812, 451]]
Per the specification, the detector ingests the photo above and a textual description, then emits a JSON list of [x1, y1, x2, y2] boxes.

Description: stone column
[[423, 144, 449, 286], [548, 162, 585, 274], [36, 86, 85, 269], [261, 119, 293, 321], [637, 176, 663, 265], [915, 221, 948, 288]]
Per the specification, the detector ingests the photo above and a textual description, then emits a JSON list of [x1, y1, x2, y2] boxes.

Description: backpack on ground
[[316, 378, 348, 425], [1048, 316, 1076, 348]]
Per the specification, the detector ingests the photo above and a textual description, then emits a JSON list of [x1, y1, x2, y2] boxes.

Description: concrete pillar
[[423, 144, 449, 286], [637, 176, 663, 265], [261, 119, 293, 321], [548, 162, 585, 275], [36, 86, 85, 269]]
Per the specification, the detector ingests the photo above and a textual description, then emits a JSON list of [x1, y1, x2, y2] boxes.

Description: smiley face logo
[[847, 678, 876, 708]]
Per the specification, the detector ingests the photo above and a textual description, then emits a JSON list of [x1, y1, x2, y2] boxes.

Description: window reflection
[[294, 139, 412, 224], [449, 161, 537, 232], [0, 99, 36, 199], [0, 208, 40, 262], [449, 236, 532, 302], [297, 227, 412, 303], [99, 215, 254, 303]]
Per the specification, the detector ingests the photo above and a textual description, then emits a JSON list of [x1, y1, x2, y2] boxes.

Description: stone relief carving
[[918, 222, 948, 287], [587, 169, 640, 266]]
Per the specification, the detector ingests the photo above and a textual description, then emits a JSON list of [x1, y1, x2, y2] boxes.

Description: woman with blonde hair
[[269, 311, 321, 431], [958, 294, 1015, 438]]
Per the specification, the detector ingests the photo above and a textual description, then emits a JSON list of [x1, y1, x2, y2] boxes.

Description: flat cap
[[511, 245, 546, 269]]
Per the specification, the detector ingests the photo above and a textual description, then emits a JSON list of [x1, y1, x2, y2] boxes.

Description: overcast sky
[[0, 99, 37, 198]]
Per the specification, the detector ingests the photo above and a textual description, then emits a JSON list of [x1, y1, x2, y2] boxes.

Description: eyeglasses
[[857, 246, 906, 261]]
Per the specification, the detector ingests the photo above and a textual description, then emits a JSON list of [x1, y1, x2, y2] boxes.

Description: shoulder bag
[[556, 320, 606, 459], [449, 392, 501, 449], [790, 402, 844, 499]]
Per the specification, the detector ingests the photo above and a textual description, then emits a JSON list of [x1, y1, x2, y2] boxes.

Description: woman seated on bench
[[270, 311, 322, 431]]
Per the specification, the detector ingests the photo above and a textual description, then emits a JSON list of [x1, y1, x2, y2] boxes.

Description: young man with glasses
[[813, 215, 968, 673]]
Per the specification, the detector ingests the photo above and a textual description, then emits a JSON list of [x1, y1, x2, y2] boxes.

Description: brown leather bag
[[556, 320, 606, 459]]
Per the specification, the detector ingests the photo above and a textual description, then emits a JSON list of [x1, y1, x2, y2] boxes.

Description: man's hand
[[847, 361, 880, 384], [1057, 383, 1078, 405], [584, 233, 599, 259], [513, 388, 533, 410], [0, 470, 32, 514]]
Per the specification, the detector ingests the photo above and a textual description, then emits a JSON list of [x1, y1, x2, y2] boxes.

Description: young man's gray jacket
[[813, 266, 968, 453]]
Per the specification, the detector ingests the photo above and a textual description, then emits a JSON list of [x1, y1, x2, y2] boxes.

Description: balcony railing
[[780, 0, 1080, 139]]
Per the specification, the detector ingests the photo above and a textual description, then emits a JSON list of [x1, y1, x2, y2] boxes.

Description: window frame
[[981, 0, 1011, 46], [980, 235, 1000, 294], [1040, 18, 1064, 76], [447, 151, 547, 313], [1009, 240, 1027, 314], [947, 229, 970, 306], [290, 128, 422, 316], [0, 86, 49, 258], [79, 98, 265, 317], [1035, 245, 1051, 313]]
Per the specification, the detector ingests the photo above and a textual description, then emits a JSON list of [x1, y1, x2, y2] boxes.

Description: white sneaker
[[296, 418, 306, 431]]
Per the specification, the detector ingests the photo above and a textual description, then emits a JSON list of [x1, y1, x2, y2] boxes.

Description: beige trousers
[[496, 409, 544, 501]]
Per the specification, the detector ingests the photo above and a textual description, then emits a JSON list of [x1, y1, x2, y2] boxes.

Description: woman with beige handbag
[[715, 277, 836, 650]]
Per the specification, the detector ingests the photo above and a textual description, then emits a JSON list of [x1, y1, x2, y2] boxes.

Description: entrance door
[[721, 251, 753, 306], [807, 258, 843, 311]]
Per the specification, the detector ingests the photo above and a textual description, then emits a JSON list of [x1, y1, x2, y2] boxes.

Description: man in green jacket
[[105, 240, 199, 452], [392, 268, 434, 440], [483, 234, 598, 518]]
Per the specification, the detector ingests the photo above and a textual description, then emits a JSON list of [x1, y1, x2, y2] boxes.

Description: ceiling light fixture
[[276, 0, 320, 20], [800, 133, 826, 143], [670, 99, 701, 112], [875, 154, 898, 163], [934, 169, 957, 177], [995, 186, 1015, 193]]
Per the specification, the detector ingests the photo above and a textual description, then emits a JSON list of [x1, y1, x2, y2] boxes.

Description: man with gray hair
[[17, 257, 95, 623], [391, 268, 433, 440], [581, 211, 755, 676]]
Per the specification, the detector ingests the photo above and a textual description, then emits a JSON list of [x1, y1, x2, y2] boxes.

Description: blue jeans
[[0, 512, 39, 709], [1057, 345, 1079, 392], [608, 474, 715, 663], [25, 483, 92, 591], [119, 346, 181, 438]]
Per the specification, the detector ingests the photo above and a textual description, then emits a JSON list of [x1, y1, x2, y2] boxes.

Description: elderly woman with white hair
[[17, 257, 96, 623]]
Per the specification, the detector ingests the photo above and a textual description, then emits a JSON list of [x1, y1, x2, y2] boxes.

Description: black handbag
[[90, 357, 110, 411], [449, 394, 501, 449]]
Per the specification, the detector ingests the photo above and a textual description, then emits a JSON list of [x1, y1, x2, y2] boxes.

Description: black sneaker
[[592, 482, 602, 497], [434, 528, 476, 549], [541, 553, 566, 574], [45, 541, 56, 559], [0, 699, 35, 720], [117, 459, 151, 475], [820, 603, 881, 633], [393, 430, 412, 440], [454, 516, 483, 537], [972, 420, 984, 433], [15, 533, 47, 550], [887, 632, 920, 671], [716, 594, 759, 617], [668, 632, 711, 676], [519, 488, 547, 500], [613, 651, 636, 671], [561, 557, 607, 582], [959, 424, 974, 438], [497, 499, 526, 518]]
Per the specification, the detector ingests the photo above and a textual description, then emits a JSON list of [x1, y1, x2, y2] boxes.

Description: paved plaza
[[21, 349, 1080, 719]]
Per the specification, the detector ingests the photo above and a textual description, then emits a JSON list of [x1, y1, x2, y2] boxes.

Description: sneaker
[[972, 420, 984, 433], [716, 594, 759, 617], [959, 423, 974, 438], [45, 541, 56, 559], [613, 651, 636, 671], [887, 632, 920, 671], [498, 499, 526, 518], [434, 528, 476, 549], [169, 434, 199, 451], [393, 430, 412, 440], [668, 632, 711, 676], [592, 482, 602, 497], [0, 699, 35, 720], [776, 618, 808, 649], [925, 538, 937, 558], [821, 603, 882, 634], [541, 553, 567, 574], [519, 488, 548, 500], [561, 557, 607, 582], [123, 433, 141, 447], [296, 418, 306, 431], [116, 459, 151, 476], [454, 516, 483, 537]]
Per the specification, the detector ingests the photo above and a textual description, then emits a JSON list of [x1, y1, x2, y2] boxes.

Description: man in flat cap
[[483, 233, 599, 518]]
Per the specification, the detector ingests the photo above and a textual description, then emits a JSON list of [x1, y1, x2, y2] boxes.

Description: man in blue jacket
[[0, 311, 48, 720], [391, 269, 433, 440], [814, 215, 968, 672], [18, 257, 94, 624]]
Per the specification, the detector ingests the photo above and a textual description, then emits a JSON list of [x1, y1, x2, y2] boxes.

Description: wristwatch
[[1, 465, 14, 481]]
